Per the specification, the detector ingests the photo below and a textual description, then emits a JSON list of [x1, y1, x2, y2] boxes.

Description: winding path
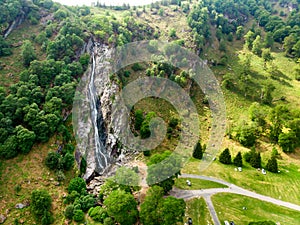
[[170, 174, 300, 225]]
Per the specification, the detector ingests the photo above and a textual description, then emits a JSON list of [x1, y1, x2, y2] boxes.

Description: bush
[[250, 152, 261, 168], [64, 190, 80, 204], [88, 206, 108, 222], [134, 109, 144, 130], [244, 151, 253, 163], [68, 177, 86, 194], [73, 209, 84, 222], [79, 195, 95, 212], [235, 123, 257, 147], [219, 148, 231, 164], [266, 156, 278, 173], [64, 205, 74, 220], [143, 150, 151, 156], [56, 170, 65, 182], [168, 117, 179, 128], [278, 131, 297, 153], [31, 189, 52, 222], [192, 142, 203, 159], [41, 210, 53, 225], [233, 152, 243, 167], [131, 63, 144, 71], [62, 153, 74, 170], [45, 152, 61, 170], [103, 217, 115, 225]]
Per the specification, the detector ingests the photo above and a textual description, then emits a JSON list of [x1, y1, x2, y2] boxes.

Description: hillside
[[0, 0, 300, 224]]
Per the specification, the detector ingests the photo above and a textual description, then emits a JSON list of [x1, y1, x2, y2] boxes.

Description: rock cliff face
[[74, 41, 125, 181]]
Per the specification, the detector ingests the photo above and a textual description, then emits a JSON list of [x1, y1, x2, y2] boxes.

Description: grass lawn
[[212, 193, 300, 225], [184, 197, 213, 225], [175, 178, 227, 190], [182, 159, 300, 205]]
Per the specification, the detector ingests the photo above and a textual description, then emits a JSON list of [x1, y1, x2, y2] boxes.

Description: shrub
[[266, 156, 278, 173], [103, 217, 115, 225], [233, 152, 243, 167], [278, 131, 297, 153], [131, 63, 143, 71], [219, 148, 231, 164], [62, 153, 74, 170], [79, 195, 95, 212], [88, 206, 108, 222], [134, 109, 144, 130], [250, 152, 261, 168], [73, 209, 84, 222], [30, 190, 52, 219], [45, 152, 60, 170], [64, 205, 74, 220], [235, 123, 257, 147], [68, 177, 86, 194], [192, 142, 203, 159]]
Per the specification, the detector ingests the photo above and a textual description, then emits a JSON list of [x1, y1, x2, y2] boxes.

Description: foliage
[[278, 131, 297, 153], [64, 205, 74, 220], [235, 122, 257, 147], [192, 142, 203, 159], [250, 152, 261, 168], [140, 185, 186, 225], [45, 152, 60, 170], [21, 40, 37, 67], [252, 35, 263, 56], [73, 209, 84, 222], [62, 153, 74, 170], [140, 185, 164, 225], [68, 177, 86, 194], [219, 148, 231, 165], [88, 206, 108, 223], [113, 166, 139, 188], [159, 196, 186, 225], [31, 189, 53, 224], [140, 111, 156, 138], [233, 152, 243, 167], [169, 28, 176, 38], [266, 156, 278, 173], [249, 103, 267, 127], [15, 125, 36, 154], [134, 109, 144, 130], [147, 151, 181, 193], [0, 36, 12, 56], [78, 194, 95, 212], [104, 189, 138, 225]]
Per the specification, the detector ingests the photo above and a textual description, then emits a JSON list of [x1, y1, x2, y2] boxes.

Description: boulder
[[15, 203, 26, 209]]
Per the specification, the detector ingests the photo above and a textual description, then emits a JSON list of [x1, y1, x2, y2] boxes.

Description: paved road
[[170, 174, 300, 225]]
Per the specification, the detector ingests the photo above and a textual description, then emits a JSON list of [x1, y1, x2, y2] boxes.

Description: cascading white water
[[87, 44, 110, 174], [74, 41, 121, 180]]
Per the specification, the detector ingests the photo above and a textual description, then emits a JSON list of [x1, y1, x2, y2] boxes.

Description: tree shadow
[[270, 74, 293, 87]]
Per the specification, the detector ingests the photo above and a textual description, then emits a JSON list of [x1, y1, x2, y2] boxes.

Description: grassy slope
[[0, 135, 76, 225], [185, 197, 214, 225], [212, 193, 300, 225]]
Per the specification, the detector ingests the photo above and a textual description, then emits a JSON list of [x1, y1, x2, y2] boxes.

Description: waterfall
[[74, 41, 120, 181], [88, 45, 110, 174]]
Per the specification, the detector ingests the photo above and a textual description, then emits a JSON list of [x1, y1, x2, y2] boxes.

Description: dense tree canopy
[[104, 189, 138, 225]]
